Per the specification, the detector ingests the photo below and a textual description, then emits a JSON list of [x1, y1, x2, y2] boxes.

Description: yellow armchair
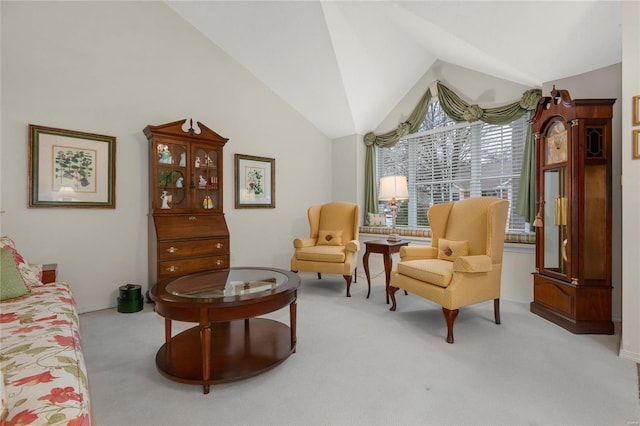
[[389, 197, 509, 343], [291, 202, 360, 296]]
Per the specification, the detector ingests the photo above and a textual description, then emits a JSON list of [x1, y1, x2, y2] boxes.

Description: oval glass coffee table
[[149, 267, 300, 394]]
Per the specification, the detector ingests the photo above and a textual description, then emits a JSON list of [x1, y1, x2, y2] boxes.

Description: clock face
[[546, 121, 567, 165]]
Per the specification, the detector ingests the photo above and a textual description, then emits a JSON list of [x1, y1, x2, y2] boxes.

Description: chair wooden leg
[[343, 275, 352, 297], [317, 273, 322, 280], [494, 298, 501, 324], [442, 308, 459, 344], [388, 286, 399, 311]]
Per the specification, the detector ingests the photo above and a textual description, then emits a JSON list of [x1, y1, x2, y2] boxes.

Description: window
[[376, 98, 527, 233]]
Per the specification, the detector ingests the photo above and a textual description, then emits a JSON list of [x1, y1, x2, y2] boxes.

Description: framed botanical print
[[28, 124, 116, 208], [234, 154, 275, 209]]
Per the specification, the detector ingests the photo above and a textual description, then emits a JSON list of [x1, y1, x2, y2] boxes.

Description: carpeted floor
[[80, 265, 640, 425]]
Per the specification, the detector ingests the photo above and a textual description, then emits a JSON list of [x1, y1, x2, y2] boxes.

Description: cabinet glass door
[[192, 145, 220, 211], [154, 142, 188, 211]]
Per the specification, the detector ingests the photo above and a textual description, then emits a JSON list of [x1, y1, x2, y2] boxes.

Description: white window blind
[[376, 98, 527, 232]]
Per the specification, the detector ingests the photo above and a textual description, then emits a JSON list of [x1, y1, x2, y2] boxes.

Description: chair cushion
[[295, 246, 346, 263], [317, 230, 343, 246], [396, 259, 453, 288], [0, 248, 30, 301], [437, 238, 469, 261]]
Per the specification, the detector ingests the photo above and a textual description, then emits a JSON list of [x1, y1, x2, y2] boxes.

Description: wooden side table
[[363, 239, 409, 303]]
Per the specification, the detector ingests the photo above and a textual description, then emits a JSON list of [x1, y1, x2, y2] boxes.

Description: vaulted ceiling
[[166, 1, 622, 139]]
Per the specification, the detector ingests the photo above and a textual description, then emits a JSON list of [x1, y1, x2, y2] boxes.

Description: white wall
[[1, 1, 333, 312], [332, 134, 360, 203], [620, 0, 640, 362]]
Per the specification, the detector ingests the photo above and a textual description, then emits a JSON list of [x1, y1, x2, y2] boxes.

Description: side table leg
[[383, 253, 392, 304], [363, 250, 371, 299]]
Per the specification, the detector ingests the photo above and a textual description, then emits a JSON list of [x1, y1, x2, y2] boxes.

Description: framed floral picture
[[234, 154, 275, 208], [28, 124, 116, 208]]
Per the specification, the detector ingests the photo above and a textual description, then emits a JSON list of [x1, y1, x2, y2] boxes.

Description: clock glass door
[[541, 119, 570, 279]]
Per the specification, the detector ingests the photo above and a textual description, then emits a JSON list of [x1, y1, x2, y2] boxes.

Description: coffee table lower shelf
[[156, 318, 295, 390]]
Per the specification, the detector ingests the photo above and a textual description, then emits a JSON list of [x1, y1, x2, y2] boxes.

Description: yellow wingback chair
[[291, 202, 361, 297], [389, 197, 509, 343]]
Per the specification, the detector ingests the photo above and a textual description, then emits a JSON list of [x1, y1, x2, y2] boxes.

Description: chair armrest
[[400, 245, 437, 261], [345, 240, 360, 252], [293, 238, 317, 248], [453, 255, 492, 273]]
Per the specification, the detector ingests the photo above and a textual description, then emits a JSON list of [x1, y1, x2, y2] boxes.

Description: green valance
[[363, 81, 541, 225]]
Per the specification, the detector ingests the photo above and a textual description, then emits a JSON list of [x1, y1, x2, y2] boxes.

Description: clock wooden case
[[530, 87, 615, 334], [144, 119, 230, 287]]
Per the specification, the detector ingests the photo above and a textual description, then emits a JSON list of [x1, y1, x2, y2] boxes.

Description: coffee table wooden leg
[[200, 323, 211, 395], [164, 318, 172, 345], [290, 298, 297, 353]]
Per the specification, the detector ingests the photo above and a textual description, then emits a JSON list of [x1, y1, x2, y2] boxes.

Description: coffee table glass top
[[166, 268, 291, 299]]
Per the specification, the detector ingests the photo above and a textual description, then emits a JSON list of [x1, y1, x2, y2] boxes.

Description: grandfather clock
[[530, 87, 615, 334]]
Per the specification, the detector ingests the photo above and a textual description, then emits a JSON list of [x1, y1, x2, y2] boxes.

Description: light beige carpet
[[80, 268, 639, 425]]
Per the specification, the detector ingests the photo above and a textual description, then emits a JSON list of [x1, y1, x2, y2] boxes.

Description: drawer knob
[[166, 265, 178, 272], [189, 216, 197, 221], [167, 246, 178, 253], [215, 242, 223, 249], [216, 260, 223, 266]]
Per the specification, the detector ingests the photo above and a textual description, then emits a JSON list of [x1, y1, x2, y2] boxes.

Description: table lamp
[[378, 175, 409, 242]]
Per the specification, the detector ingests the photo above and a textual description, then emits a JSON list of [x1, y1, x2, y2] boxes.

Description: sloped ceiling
[[166, 1, 622, 139]]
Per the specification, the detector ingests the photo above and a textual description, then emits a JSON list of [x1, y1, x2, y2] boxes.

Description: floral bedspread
[[1, 283, 91, 426]]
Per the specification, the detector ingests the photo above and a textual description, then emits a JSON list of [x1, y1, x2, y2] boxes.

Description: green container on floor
[[117, 284, 143, 313]]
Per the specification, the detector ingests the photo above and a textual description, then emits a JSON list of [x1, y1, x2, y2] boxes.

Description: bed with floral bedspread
[[1, 237, 91, 426]]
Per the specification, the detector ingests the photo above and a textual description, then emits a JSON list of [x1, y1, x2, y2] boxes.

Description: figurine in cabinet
[[199, 175, 207, 186], [179, 152, 186, 167], [159, 145, 172, 164], [160, 191, 171, 209], [175, 177, 183, 188]]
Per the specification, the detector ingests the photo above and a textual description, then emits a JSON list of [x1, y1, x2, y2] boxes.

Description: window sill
[[359, 226, 535, 244]]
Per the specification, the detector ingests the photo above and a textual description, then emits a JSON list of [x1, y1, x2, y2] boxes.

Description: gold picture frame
[[634, 95, 640, 126], [633, 129, 640, 160], [234, 153, 275, 209], [28, 124, 116, 208]]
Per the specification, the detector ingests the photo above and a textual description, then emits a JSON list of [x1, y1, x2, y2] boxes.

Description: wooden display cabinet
[[530, 87, 615, 334], [144, 119, 230, 286]]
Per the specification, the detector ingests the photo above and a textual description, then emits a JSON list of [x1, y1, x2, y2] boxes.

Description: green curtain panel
[[363, 81, 541, 225]]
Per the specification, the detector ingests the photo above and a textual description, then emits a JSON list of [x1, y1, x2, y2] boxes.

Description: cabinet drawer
[[533, 276, 574, 317], [154, 214, 229, 240], [158, 255, 229, 279], [158, 239, 228, 260]]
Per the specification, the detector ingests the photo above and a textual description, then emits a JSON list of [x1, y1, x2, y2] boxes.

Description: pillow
[[317, 230, 344, 246], [437, 238, 469, 262], [0, 236, 43, 287], [0, 247, 30, 301], [367, 213, 386, 226]]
